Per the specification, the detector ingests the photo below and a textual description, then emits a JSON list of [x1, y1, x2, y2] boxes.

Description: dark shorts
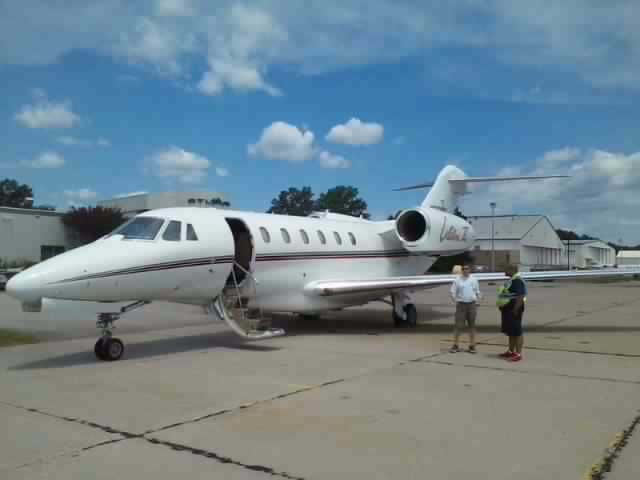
[[455, 302, 477, 330], [501, 303, 524, 337]]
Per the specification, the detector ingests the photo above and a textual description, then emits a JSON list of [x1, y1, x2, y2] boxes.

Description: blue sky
[[1, 1, 639, 243]]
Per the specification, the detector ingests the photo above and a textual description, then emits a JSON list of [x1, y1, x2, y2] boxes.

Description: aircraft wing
[[304, 267, 640, 297]]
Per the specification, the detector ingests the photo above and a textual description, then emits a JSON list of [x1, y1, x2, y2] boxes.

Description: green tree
[[267, 187, 315, 216], [315, 185, 370, 218], [0, 179, 33, 207], [62, 206, 127, 244]]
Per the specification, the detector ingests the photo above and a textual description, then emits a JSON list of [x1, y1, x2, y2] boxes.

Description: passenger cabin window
[[348, 232, 357, 245], [260, 227, 271, 243], [317, 230, 326, 244], [186, 224, 199, 241], [333, 231, 342, 245], [163, 221, 182, 241], [281, 228, 291, 243], [300, 229, 310, 244], [109, 217, 164, 240]]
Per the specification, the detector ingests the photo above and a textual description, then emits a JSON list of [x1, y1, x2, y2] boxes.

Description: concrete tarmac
[[1, 279, 640, 479]]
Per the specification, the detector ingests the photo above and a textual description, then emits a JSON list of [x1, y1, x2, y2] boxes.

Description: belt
[[457, 301, 476, 304]]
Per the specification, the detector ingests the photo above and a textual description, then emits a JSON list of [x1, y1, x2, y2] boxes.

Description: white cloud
[[539, 147, 581, 167], [20, 152, 65, 169], [57, 136, 112, 147], [151, 146, 210, 183], [319, 151, 351, 169], [15, 94, 80, 129], [198, 60, 281, 96], [248, 122, 315, 162], [156, 0, 193, 17], [197, 5, 286, 96], [64, 188, 98, 205], [117, 17, 196, 76], [3, 2, 640, 96], [215, 167, 229, 177], [460, 147, 640, 243], [326, 118, 384, 146]]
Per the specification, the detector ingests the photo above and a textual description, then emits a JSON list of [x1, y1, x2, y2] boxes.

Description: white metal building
[[466, 215, 565, 271], [564, 240, 616, 268], [617, 250, 640, 266], [0, 207, 78, 264], [97, 192, 228, 218]]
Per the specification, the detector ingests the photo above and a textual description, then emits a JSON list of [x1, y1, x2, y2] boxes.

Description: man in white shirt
[[449, 264, 482, 353]]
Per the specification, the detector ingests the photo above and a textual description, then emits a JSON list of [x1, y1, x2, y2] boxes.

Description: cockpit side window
[[186, 224, 199, 241], [109, 217, 165, 240], [163, 221, 182, 241]]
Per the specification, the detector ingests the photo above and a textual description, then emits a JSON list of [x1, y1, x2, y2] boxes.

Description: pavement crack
[[422, 359, 640, 385], [585, 410, 640, 480], [477, 342, 640, 359], [144, 378, 346, 436], [1, 401, 138, 440], [144, 437, 305, 480]]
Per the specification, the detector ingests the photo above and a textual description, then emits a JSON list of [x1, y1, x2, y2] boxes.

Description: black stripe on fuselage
[[48, 250, 430, 285], [50, 256, 226, 284]]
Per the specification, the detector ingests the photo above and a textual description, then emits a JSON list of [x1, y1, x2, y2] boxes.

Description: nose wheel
[[94, 337, 124, 361], [93, 301, 149, 361]]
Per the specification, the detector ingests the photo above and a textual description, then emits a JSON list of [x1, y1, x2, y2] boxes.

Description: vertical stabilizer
[[421, 165, 466, 212]]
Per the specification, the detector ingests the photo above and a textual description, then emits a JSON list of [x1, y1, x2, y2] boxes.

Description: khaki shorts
[[455, 302, 477, 329]]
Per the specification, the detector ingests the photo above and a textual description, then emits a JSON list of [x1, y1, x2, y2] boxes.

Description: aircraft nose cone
[[5, 271, 41, 303]]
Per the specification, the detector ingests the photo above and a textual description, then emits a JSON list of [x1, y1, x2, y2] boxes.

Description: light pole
[[490, 202, 496, 272]]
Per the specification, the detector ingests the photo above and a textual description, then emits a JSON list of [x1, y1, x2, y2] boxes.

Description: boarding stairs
[[212, 262, 285, 340]]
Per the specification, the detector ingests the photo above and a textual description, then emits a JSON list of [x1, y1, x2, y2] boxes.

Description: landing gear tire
[[405, 303, 417, 328], [392, 304, 417, 328], [101, 338, 124, 361], [94, 338, 106, 360]]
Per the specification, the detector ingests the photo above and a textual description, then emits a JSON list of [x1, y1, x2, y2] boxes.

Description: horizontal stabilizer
[[449, 174, 569, 184], [394, 174, 568, 191]]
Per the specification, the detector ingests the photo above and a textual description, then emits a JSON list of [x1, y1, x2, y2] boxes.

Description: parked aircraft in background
[[6, 166, 640, 361]]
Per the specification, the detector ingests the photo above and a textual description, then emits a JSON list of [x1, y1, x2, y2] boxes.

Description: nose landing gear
[[94, 300, 149, 361]]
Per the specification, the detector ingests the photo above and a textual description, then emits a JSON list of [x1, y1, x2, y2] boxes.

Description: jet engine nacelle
[[394, 207, 475, 255]]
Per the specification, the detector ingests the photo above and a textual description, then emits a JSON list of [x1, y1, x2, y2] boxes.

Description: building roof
[[97, 192, 228, 215], [0, 206, 63, 217], [466, 215, 552, 240], [563, 239, 613, 250], [617, 250, 640, 258]]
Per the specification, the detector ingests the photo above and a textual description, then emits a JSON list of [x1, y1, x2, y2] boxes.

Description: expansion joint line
[[584, 410, 640, 480]]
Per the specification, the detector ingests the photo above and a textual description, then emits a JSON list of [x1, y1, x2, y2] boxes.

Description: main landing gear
[[94, 300, 149, 361], [391, 292, 417, 328]]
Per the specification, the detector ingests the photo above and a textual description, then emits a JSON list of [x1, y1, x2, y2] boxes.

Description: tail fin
[[394, 165, 568, 212]]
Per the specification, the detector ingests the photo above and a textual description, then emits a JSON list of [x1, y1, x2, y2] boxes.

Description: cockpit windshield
[[108, 217, 165, 240]]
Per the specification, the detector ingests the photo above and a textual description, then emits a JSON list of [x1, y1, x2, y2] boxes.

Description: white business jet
[[6, 166, 640, 361]]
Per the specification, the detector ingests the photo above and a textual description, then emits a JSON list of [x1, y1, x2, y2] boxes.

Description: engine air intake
[[396, 209, 428, 243]]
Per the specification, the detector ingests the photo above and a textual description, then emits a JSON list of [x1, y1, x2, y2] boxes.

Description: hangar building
[[0, 207, 80, 265], [467, 215, 565, 271], [563, 239, 616, 268], [97, 192, 228, 218], [1, 192, 229, 265], [616, 250, 640, 266]]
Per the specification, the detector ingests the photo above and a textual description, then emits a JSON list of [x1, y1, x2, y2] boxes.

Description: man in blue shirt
[[496, 264, 527, 362]]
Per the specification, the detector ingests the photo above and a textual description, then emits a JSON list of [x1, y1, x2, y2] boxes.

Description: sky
[[1, 1, 639, 244]]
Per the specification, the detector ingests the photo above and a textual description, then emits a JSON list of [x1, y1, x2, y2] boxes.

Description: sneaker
[[449, 345, 460, 353], [468, 345, 477, 354], [499, 351, 513, 358], [509, 353, 523, 362]]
